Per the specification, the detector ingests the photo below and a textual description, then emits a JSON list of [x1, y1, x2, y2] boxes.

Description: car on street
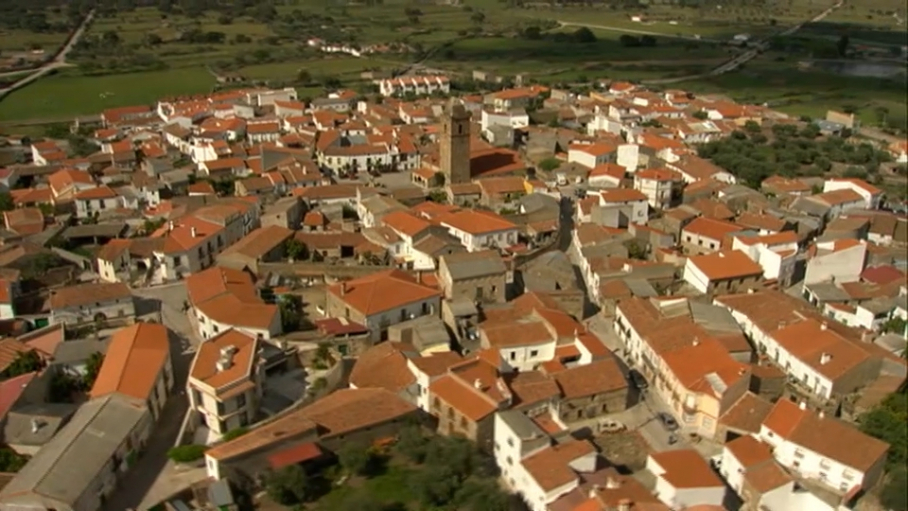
[[657, 412, 679, 431], [627, 369, 648, 390]]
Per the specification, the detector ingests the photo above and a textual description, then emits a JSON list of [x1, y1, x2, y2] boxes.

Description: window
[[217, 401, 225, 415], [507, 437, 514, 447], [530, 350, 539, 357], [236, 393, 246, 408], [460, 416, 468, 429], [509, 351, 516, 361], [506, 456, 513, 466], [843, 470, 854, 481]]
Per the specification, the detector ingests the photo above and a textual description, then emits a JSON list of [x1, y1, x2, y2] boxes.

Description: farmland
[[0, 0, 905, 126]]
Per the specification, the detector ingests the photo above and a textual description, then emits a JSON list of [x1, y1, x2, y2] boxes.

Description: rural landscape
[[0, 0, 906, 130], [0, 1, 904, 511]]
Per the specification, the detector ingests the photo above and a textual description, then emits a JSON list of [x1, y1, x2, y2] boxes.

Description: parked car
[[627, 369, 648, 390], [657, 412, 679, 431]]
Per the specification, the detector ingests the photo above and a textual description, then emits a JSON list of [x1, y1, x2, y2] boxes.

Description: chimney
[[606, 477, 621, 490], [216, 345, 238, 371], [168, 220, 174, 232], [617, 499, 633, 511], [190, 227, 197, 238], [416, 270, 423, 284], [820, 322, 828, 331], [748, 287, 755, 294], [30, 418, 42, 434], [820, 352, 832, 365], [799, 401, 807, 410], [818, 410, 826, 419], [692, 337, 700, 347], [473, 378, 483, 390], [340, 282, 347, 296]]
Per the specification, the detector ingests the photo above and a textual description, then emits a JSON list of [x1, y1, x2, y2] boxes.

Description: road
[[0, 9, 95, 97], [103, 282, 207, 511]]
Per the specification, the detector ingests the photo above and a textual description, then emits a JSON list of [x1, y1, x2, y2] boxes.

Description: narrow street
[[103, 283, 204, 511]]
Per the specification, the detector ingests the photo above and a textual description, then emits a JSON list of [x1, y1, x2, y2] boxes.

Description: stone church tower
[[440, 99, 472, 185]]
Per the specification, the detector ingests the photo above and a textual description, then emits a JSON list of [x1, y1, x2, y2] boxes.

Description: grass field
[[0, 30, 68, 52], [0, 68, 215, 121], [682, 57, 908, 130]]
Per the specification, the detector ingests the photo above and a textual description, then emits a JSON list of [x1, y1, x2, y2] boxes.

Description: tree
[[618, 34, 640, 47], [222, 427, 248, 441], [394, 425, 429, 463], [522, 26, 542, 40], [880, 466, 908, 511], [640, 35, 657, 47], [455, 478, 515, 511], [572, 27, 596, 44], [101, 30, 120, 46], [692, 110, 708, 120], [145, 33, 163, 46], [83, 352, 104, 389], [471, 11, 486, 24], [284, 238, 309, 261], [743, 120, 761, 134], [538, 157, 561, 172], [296, 69, 312, 84], [624, 239, 647, 260], [0, 192, 13, 212], [338, 442, 374, 476], [278, 294, 302, 333], [836, 34, 849, 56], [413, 465, 461, 507], [265, 465, 312, 505], [875, 106, 890, 126], [0, 448, 28, 473], [859, 389, 907, 471], [166, 444, 207, 462], [4, 350, 43, 377]]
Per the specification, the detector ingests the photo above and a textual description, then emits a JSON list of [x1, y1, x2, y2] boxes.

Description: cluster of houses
[[0, 75, 904, 511]]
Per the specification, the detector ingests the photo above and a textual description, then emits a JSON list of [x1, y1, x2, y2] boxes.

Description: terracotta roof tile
[[649, 449, 723, 489], [90, 323, 170, 401], [554, 357, 627, 399], [189, 329, 259, 391], [326, 269, 440, 316]]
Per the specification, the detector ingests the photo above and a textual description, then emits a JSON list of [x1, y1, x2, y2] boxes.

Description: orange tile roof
[[206, 388, 416, 461], [768, 319, 872, 381], [600, 188, 647, 203], [439, 209, 517, 235], [326, 269, 440, 316], [429, 373, 499, 421], [762, 399, 889, 472], [349, 342, 417, 392], [554, 357, 627, 399], [189, 329, 259, 391], [682, 216, 742, 242], [650, 449, 724, 489], [743, 460, 792, 493], [635, 168, 681, 181], [725, 434, 774, 468], [185, 267, 279, 330], [827, 178, 882, 195], [813, 188, 864, 206], [522, 439, 596, 491], [687, 250, 763, 281], [661, 337, 749, 398], [90, 323, 170, 401], [381, 211, 431, 237]]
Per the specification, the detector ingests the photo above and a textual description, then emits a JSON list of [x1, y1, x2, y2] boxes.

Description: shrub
[[167, 444, 207, 463], [222, 427, 249, 442]]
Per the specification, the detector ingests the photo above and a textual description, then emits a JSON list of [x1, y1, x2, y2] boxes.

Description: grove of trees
[[263, 426, 526, 511], [697, 123, 893, 188]]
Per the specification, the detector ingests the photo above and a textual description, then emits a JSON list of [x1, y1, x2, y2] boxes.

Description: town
[[0, 70, 904, 511]]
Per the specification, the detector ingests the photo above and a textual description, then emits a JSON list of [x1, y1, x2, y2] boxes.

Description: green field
[[682, 57, 908, 130], [0, 68, 215, 121]]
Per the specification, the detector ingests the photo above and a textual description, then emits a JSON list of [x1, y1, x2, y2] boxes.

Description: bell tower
[[440, 99, 471, 185]]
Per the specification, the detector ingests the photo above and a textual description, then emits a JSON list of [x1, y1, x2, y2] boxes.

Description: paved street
[[103, 282, 203, 511]]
